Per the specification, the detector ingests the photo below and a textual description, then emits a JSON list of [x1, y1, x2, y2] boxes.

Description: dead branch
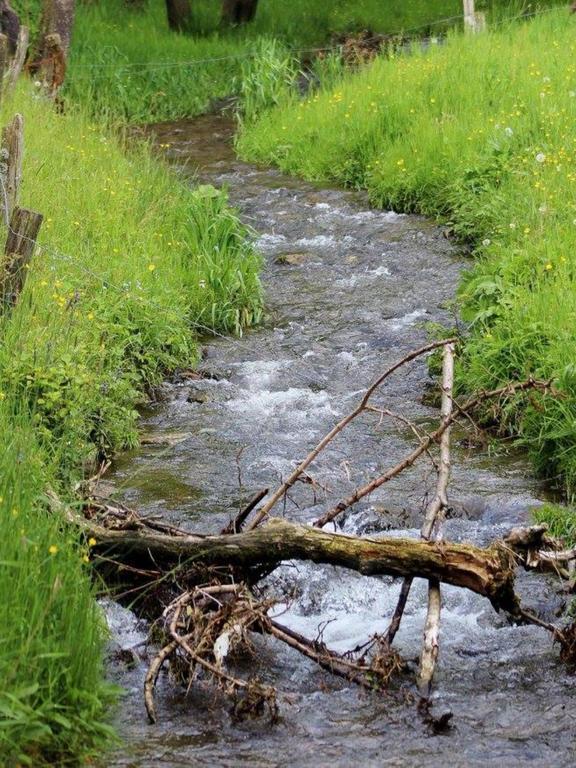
[[313, 377, 551, 529], [60, 508, 521, 612], [222, 488, 269, 534], [418, 343, 454, 698], [44, 338, 568, 728], [246, 338, 457, 530]]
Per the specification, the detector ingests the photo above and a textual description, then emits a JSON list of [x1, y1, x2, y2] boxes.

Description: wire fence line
[[64, 4, 568, 79], [0, 176, 236, 340]]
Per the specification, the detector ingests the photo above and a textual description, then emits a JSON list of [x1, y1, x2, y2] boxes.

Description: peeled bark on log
[[76, 515, 520, 613]]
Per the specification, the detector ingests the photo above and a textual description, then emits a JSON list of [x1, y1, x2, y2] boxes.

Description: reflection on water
[[106, 116, 576, 768]]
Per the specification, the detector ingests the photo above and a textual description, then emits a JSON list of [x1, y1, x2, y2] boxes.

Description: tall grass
[[0, 85, 261, 761], [65, 0, 567, 124], [0, 419, 115, 765], [238, 7, 576, 494]]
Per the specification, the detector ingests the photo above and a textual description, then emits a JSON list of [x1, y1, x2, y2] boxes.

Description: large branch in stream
[[80, 516, 520, 613]]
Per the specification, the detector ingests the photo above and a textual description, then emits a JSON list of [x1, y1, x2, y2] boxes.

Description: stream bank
[[105, 116, 575, 768]]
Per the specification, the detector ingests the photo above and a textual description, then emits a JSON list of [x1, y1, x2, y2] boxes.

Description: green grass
[[0, 85, 261, 762], [64, 0, 567, 124], [533, 503, 576, 545], [0, 422, 116, 765], [237, 7, 576, 495]]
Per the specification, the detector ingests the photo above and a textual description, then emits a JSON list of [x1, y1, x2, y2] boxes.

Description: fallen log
[[66, 509, 519, 613], [43, 341, 571, 725]]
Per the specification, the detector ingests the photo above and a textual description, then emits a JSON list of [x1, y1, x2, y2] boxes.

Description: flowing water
[[105, 116, 575, 767]]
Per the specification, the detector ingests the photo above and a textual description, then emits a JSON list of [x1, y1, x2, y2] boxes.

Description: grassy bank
[[0, 86, 261, 762], [65, 0, 566, 123], [237, 7, 576, 494]]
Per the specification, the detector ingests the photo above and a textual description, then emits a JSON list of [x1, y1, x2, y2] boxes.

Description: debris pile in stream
[[49, 340, 576, 727]]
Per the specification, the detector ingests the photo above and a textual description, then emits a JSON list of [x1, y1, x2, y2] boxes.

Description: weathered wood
[[0, 206, 43, 312], [463, 0, 485, 32], [313, 378, 551, 529], [39, 0, 75, 56], [6, 25, 29, 94], [418, 343, 454, 697], [387, 345, 455, 648], [0, 33, 8, 107], [67, 513, 520, 612], [41, 32, 66, 98], [248, 339, 456, 531], [0, 113, 23, 224]]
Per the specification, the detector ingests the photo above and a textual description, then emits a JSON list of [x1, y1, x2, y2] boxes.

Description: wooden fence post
[[39, 0, 75, 57], [6, 25, 29, 95], [0, 113, 23, 225], [41, 32, 66, 99], [0, 34, 8, 107], [0, 206, 43, 313], [463, 0, 485, 33]]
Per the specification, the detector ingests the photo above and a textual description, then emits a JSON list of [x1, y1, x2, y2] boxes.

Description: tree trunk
[[0, 0, 20, 54], [221, 0, 258, 26], [165, 0, 191, 31], [39, 0, 75, 56]]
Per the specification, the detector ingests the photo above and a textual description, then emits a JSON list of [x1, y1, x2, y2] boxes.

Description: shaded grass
[[237, 7, 576, 494], [0, 86, 261, 762]]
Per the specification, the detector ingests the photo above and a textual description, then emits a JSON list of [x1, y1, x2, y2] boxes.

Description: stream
[[105, 115, 575, 767]]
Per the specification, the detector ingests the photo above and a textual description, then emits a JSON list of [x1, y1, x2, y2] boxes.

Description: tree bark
[[165, 0, 191, 31], [39, 0, 75, 56], [0, 0, 19, 54], [221, 0, 259, 26], [80, 516, 520, 613]]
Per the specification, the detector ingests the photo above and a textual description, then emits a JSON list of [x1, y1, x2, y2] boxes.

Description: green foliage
[[237, 38, 299, 124], [162, 0, 567, 45], [66, 2, 247, 123], [66, 0, 567, 124], [0, 419, 117, 765], [238, 8, 576, 494], [0, 85, 261, 761], [533, 503, 576, 546]]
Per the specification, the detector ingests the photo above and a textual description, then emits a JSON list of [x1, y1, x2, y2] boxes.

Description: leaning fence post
[[0, 206, 43, 314], [7, 25, 29, 95], [0, 34, 8, 107], [0, 114, 24, 225]]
